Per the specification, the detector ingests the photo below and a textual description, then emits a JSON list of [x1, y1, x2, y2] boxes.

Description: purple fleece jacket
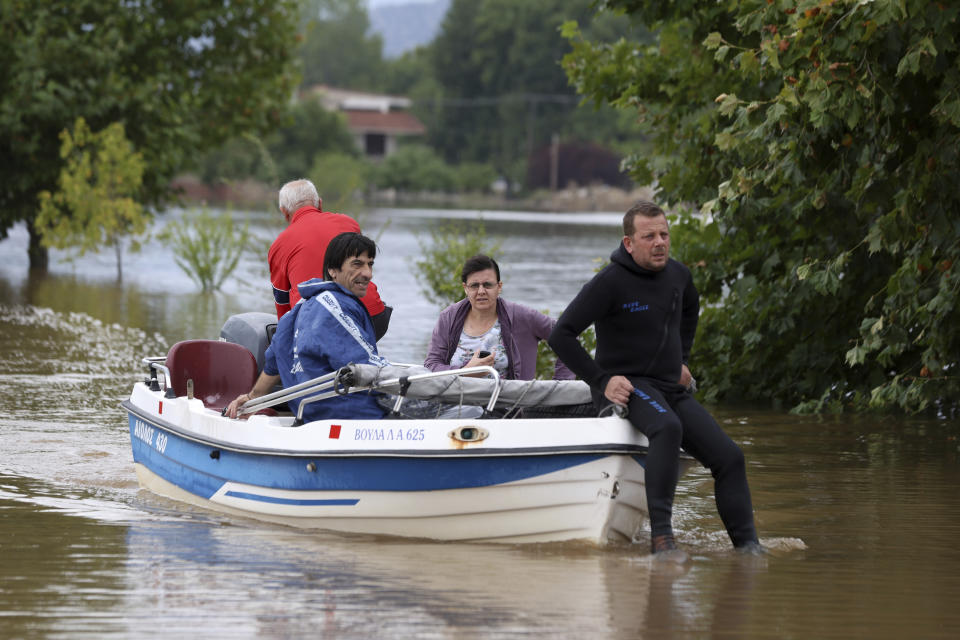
[[424, 298, 574, 380]]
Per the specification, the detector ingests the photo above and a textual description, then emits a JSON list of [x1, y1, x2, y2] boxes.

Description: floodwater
[[2, 207, 959, 639]]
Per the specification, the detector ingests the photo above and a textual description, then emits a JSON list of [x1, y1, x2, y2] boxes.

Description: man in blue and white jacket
[[226, 232, 388, 421]]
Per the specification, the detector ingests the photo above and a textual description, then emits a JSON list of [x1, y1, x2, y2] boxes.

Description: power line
[[414, 93, 582, 108]]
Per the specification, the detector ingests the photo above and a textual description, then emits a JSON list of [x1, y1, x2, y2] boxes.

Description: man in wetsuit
[[269, 179, 392, 340], [548, 200, 762, 557], [227, 232, 388, 421]]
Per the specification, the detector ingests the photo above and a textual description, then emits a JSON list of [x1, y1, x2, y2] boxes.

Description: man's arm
[[680, 271, 699, 365], [678, 270, 699, 388], [225, 371, 281, 419], [548, 277, 609, 390], [273, 290, 291, 318], [548, 276, 636, 404], [360, 282, 388, 325], [269, 257, 292, 319]]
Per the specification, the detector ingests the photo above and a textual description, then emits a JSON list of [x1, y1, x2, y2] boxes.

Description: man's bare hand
[[679, 364, 692, 388], [604, 375, 633, 406], [225, 393, 250, 419]]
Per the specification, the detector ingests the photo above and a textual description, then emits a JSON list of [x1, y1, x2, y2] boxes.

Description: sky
[[366, 0, 434, 7]]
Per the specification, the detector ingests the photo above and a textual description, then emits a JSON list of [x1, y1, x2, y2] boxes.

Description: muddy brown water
[[2, 208, 959, 638]]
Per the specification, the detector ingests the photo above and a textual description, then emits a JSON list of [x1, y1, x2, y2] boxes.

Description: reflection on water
[[2, 472, 775, 639], [2, 208, 960, 638]]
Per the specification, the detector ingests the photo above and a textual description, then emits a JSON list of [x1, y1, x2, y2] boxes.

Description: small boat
[[121, 313, 696, 545]]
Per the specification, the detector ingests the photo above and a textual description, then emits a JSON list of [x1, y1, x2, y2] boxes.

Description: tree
[[0, 0, 299, 269], [195, 97, 359, 189], [266, 98, 359, 183], [299, 0, 387, 90], [36, 118, 147, 281], [372, 145, 457, 193], [564, 1, 960, 414], [427, 0, 640, 183], [308, 151, 371, 213]]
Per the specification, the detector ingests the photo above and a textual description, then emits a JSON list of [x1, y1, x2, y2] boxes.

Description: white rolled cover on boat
[[346, 363, 593, 409]]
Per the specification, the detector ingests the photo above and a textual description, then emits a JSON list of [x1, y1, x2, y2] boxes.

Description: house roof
[[344, 110, 426, 135], [306, 85, 413, 112]]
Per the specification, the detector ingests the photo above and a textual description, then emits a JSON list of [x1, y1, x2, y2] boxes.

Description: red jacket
[[268, 205, 385, 318]]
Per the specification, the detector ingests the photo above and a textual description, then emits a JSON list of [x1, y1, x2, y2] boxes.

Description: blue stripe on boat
[[224, 490, 359, 506], [128, 414, 613, 500]]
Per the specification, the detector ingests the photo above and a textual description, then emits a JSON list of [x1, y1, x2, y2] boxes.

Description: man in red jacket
[[269, 179, 391, 339]]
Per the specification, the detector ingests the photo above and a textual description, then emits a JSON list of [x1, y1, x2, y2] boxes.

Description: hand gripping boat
[[122, 313, 695, 545]]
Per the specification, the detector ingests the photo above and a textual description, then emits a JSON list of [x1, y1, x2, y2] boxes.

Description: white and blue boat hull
[[122, 381, 673, 544]]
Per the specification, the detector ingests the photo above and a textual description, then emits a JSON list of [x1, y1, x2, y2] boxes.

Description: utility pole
[[549, 132, 560, 191], [526, 96, 537, 163]]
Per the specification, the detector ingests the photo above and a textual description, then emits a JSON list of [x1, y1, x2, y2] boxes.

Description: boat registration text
[[353, 427, 425, 442], [134, 419, 168, 453]]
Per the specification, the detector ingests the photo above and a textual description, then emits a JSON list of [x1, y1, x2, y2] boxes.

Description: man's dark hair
[[461, 254, 501, 283], [623, 200, 666, 236], [323, 232, 377, 280]]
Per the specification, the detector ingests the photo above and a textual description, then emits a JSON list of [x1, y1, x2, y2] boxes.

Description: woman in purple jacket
[[424, 255, 574, 380]]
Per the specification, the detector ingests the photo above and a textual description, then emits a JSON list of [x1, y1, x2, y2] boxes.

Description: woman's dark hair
[[323, 232, 377, 280], [461, 254, 501, 283]]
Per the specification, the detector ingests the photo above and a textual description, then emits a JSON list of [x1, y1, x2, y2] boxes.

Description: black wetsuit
[[549, 243, 758, 547]]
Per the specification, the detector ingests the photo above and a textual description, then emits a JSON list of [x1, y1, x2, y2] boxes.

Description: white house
[[306, 85, 427, 161]]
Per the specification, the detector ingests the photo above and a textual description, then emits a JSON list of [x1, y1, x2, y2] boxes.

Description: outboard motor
[[219, 312, 277, 374]]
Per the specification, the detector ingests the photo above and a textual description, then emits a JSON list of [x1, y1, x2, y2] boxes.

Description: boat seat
[[165, 339, 258, 410]]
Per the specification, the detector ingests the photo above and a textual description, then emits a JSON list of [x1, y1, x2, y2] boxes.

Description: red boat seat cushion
[[165, 339, 258, 410]]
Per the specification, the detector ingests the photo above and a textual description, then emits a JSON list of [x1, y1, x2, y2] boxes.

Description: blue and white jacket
[[263, 278, 389, 421]]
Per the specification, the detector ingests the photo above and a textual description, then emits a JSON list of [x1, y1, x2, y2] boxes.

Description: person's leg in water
[[617, 379, 684, 552], [667, 389, 759, 549]]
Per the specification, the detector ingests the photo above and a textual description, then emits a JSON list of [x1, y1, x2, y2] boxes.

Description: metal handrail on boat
[[239, 364, 503, 421], [141, 353, 506, 421], [141, 357, 173, 395]]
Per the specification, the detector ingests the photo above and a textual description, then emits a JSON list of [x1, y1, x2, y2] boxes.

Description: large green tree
[[428, 0, 641, 180], [564, 1, 960, 414], [298, 0, 387, 90], [0, 0, 299, 269]]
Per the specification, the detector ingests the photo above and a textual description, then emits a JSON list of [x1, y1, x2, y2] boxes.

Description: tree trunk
[[114, 237, 123, 282], [27, 224, 49, 272]]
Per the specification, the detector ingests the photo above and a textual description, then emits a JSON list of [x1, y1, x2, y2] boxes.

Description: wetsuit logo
[[633, 387, 667, 413], [622, 301, 649, 313]]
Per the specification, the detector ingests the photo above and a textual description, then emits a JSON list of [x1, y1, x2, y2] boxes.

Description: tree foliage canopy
[[0, 0, 299, 264], [427, 0, 641, 179], [564, 0, 960, 415], [36, 118, 147, 280], [299, 0, 387, 90]]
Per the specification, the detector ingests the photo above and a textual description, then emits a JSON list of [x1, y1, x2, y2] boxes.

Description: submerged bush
[[160, 207, 249, 292]]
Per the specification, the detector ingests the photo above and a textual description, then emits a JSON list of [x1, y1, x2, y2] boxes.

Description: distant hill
[[369, 0, 451, 58]]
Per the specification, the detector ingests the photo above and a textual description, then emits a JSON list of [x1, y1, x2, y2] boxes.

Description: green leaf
[[717, 93, 739, 117], [703, 31, 723, 49], [845, 345, 866, 366], [715, 131, 737, 150], [560, 20, 580, 39], [739, 50, 760, 76]]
